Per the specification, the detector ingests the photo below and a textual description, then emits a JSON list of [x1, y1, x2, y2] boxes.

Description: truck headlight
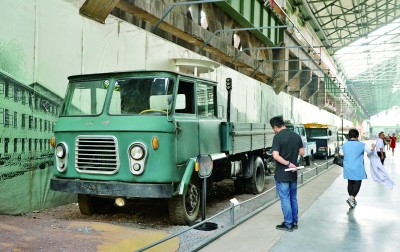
[[55, 142, 68, 173], [130, 145, 145, 160], [56, 143, 66, 158], [128, 143, 147, 175]]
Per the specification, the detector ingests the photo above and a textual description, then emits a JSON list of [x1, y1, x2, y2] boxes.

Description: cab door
[[174, 79, 199, 165], [197, 83, 221, 154]]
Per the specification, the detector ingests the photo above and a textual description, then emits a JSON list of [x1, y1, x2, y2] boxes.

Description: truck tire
[[78, 194, 95, 215], [234, 178, 246, 194], [168, 179, 200, 225], [78, 194, 113, 215], [305, 156, 311, 166], [298, 156, 305, 166], [245, 157, 265, 194]]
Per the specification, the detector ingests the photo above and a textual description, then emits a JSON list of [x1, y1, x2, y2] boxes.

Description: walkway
[[200, 146, 399, 252]]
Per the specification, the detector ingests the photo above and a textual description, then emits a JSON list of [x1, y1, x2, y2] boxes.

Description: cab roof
[[68, 70, 217, 85]]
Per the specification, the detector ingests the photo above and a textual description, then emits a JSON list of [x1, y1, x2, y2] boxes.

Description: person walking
[[269, 116, 304, 232], [385, 135, 390, 150], [376, 132, 386, 164], [340, 129, 375, 208], [389, 133, 396, 156]]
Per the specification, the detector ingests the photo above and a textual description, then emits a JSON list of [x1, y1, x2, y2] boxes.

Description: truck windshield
[[60, 79, 109, 116], [109, 77, 174, 115], [307, 128, 328, 137]]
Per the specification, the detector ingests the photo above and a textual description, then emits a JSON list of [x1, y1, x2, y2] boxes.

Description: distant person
[[385, 135, 390, 150], [340, 129, 375, 208], [376, 132, 386, 164], [390, 133, 397, 156], [270, 116, 305, 232]]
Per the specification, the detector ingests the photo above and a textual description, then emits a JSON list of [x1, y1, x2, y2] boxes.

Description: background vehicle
[[50, 71, 275, 225], [337, 134, 348, 147], [337, 127, 349, 147], [286, 123, 316, 166], [303, 123, 339, 159]]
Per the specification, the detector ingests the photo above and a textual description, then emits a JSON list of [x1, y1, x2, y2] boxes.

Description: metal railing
[[136, 159, 334, 252]]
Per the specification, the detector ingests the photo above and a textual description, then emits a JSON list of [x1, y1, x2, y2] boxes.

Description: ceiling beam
[[79, 0, 120, 23]]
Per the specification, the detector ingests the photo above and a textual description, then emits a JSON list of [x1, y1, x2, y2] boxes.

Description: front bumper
[[50, 178, 174, 198], [314, 151, 327, 157]]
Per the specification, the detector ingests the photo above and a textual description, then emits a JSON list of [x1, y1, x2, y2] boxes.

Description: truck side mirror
[[175, 94, 186, 110], [328, 130, 332, 136], [150, 95, 172, 110]]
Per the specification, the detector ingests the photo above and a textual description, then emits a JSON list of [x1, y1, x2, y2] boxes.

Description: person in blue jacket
[[340, 129, 375, 208]]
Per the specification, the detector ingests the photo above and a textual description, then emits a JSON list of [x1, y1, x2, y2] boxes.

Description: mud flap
[[242, 154, 254, 179], [177, 158, 196, 195]]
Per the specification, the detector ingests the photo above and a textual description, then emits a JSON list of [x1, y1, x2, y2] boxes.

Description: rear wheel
[[245, 157, 265, 194], [168, 178, 200, 225], [305, 156, 311, 166], [234, 177, 246, 194]]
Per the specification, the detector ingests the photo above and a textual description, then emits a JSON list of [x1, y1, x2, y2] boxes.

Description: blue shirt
[[342, 140, 367, 180]]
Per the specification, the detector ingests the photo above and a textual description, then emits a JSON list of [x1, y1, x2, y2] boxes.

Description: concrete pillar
[[271, 47, 289, 94]]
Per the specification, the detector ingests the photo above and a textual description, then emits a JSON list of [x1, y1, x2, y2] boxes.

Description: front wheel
[[78, 194, 95, 215], [78, 194, 114, 215], [168, 178, 200, 225]]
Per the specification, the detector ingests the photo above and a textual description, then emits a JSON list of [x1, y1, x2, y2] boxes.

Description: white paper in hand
[[285, 166, 305, 171]]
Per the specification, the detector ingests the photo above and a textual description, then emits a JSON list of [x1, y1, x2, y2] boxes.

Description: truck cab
[[50, 71, 223, 224]]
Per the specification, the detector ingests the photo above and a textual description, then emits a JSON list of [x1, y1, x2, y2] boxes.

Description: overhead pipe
[[231, 45, 312, 64], [199, 25, 293, 51], [299, 0, 332, 49]]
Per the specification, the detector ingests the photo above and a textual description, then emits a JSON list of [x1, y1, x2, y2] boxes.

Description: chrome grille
[[75, 136, 119, 174]]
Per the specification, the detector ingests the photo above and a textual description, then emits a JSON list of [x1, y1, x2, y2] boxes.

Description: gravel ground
[[0, 159, 333, 252]]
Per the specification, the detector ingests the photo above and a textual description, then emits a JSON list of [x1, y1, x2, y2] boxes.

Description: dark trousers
[[348, 180, 362, 197], [377, 151, 386, 164]]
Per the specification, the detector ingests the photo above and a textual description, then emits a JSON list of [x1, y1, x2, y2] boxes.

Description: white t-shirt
[[376, 138, 385, 152]]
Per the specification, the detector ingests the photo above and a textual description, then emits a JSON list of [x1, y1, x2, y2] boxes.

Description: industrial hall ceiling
[[79, 0, 399, 119], [295, 0, 400, 118]]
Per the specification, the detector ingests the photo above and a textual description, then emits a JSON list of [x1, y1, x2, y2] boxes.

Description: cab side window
[[197, 83, 216, 118], [300, 127, 306, 137], [176, 80, 195, 114]]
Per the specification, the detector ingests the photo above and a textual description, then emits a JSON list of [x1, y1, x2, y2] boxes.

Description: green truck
[[50, 70, 274, 225]]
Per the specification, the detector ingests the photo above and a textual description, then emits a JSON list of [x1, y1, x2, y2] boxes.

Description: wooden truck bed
[[221, 122, 275, 155]]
